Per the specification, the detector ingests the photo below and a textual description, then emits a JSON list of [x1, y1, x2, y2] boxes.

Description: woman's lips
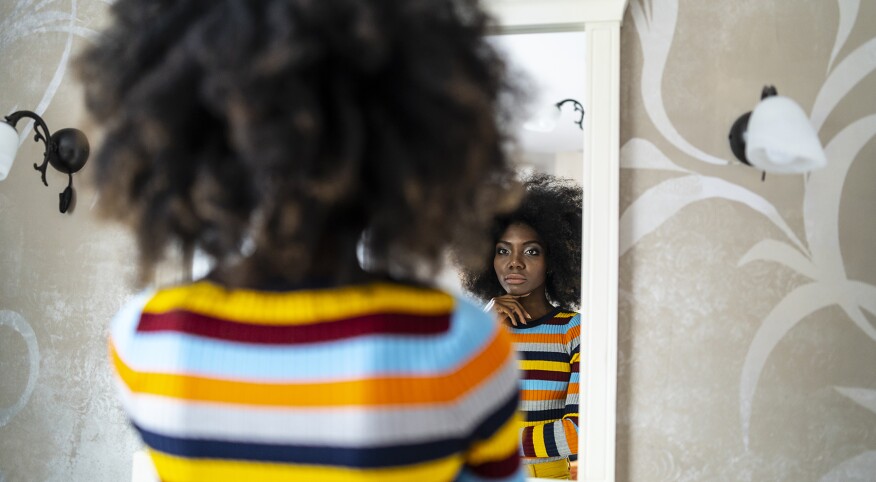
[[504, 275, 527, 285]]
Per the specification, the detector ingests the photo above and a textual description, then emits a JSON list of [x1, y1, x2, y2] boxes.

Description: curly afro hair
[[76, 0, 522, 286], [461, 172, 582, 309]]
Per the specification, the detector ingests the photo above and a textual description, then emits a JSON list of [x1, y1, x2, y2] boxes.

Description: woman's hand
[[486, 293, 532, 327]]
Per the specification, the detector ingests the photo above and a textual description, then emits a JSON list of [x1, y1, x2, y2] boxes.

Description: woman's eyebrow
[[496, 240, 543, 246]]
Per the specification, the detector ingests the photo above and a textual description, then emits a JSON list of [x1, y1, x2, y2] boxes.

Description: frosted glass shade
[[523, 105, 561, 133], [745, 96, 827, 174], [0, 121, 20, 181]]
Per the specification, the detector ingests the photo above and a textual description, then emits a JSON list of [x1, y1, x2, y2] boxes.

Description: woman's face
[[493, 222, 547, 297]]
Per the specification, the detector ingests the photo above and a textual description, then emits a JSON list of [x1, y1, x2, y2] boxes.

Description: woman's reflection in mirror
[[462, 173, 582, 480]]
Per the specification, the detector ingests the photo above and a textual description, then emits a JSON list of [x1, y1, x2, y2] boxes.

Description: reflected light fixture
[[555, 98, 585, 130], [728, 86, 827, 179], [523, 98, 585, 133], [0, 110, 90, 213]]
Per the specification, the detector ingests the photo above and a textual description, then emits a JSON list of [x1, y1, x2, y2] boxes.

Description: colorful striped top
[[109, 280, 524, 482], [507, 307, 580, 464]]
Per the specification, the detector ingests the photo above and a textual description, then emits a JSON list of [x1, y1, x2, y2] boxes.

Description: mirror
[[481, 1, 628, 480], [433, 29, 587, 480]]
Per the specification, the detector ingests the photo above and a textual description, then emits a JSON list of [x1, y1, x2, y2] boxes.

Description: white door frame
[[484, 2, 628, 481]]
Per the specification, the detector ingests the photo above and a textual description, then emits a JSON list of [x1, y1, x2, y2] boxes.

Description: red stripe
[[570, 361, 579, 371], [522, 369, 570, 381], [137, 311, 451, 344], [521, 428, 535, 457], [469, 451, 520, 478]]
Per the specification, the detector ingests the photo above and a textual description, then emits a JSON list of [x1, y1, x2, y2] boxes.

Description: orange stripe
[[520, 390, 566, 401], [562, 419, 578, 453], [509, 333, 566, 343], [565, 325, 581, 341], [110, 330, 512, 407], [567, 383, 579, 394]]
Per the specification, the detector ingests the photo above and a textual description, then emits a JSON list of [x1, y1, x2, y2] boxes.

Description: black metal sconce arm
[[555, 98, 585, 130], [4, 110, 89, 213]]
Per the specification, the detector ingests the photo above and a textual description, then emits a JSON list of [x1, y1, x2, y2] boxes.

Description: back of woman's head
[[77, 0, 520, 285]]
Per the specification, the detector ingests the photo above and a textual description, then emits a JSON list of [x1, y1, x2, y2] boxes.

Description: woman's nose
[[508, 254, 524, 269]]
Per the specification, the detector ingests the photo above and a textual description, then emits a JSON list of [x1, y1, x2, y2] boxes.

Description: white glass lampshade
[[523, 104, 561, 133], [0, 121, 20, 181], [745, 96, 827, 174]]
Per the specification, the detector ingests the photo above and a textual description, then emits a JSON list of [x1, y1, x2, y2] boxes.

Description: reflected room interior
[[434, 30, 587, 481]]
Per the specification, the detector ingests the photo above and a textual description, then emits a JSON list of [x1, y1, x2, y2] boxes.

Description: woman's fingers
[[491, 296, 530, 326]]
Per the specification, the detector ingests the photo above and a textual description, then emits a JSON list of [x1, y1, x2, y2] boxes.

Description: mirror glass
[[435, 30, 586, 480]]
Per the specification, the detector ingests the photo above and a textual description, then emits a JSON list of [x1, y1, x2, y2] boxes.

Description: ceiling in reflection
[[488, 30, 587, 154]]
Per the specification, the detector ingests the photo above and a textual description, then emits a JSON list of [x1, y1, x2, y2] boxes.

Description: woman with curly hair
[[461, 173, 583, 480], [77, 0, 526, 480]]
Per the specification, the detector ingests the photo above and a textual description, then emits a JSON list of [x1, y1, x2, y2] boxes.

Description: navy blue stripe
[[542, 423, 557, 456], [518, 351, 568, 362], [133, 423, 464, 468], [470, 390, 519, 443], [524, 408, 566, 422]]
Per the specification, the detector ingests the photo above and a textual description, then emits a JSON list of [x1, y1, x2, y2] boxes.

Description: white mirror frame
[[483, 1, 628, 481]]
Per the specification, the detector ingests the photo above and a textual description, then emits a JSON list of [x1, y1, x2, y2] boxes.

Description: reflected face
[[493, 223, 547, 297]]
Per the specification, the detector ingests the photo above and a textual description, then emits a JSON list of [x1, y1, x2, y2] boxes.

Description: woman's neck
[[518, 288, 554, 320]]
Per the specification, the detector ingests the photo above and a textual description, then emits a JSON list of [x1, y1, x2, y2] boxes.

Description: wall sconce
[[728, 86, 827, 179], [0, 110, 90, 213], [523, 98, 585, 133]]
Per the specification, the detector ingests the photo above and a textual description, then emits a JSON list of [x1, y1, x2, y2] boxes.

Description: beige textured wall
[[618, 1, 876, 481], [0, 1, 140, 481], [2, 1, 875, 481]]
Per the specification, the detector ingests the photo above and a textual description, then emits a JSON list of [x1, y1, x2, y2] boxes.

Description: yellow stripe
[[143, 281, 455, 325], [531, 425, 548, 458], [519, 360, 570, 372], [149, 449, 463, 482], [110, 329, 511, 406], [554, 311, 577, 318], [467, 412, 521, 465]]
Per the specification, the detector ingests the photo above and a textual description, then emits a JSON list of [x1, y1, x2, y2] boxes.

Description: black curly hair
[[461, 172, 582, 309], [76, 0, 522, 286]]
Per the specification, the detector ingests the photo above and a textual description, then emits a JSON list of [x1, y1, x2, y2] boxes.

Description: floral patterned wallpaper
[[1, 0, 874, 481], [0, 1, 139, 481], [618, 1, 876, 480]]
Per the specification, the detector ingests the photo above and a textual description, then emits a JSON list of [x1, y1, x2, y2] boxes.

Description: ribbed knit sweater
[[507, 307, 580, 465], [109, 280, 523, 482]]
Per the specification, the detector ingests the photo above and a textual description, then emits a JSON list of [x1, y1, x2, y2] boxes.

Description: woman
[[77, 0, 527, 480], [462, 173, 583, 480]]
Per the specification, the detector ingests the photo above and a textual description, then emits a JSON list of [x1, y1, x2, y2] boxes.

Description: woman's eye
[[525, 248, 540, 255], [496, 247, 509, 255]]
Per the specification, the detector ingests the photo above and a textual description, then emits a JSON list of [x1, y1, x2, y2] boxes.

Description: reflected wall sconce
[[728, 86, 827, 180], [0, 110, 90, 213], [556, 98, 585, 130], [523, 98, 585, 133]]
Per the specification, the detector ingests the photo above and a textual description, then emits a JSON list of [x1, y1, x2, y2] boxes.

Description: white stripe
[[553, 421, 571, 455], [519, 399, 567, 412], [117, 357, 519, 447]]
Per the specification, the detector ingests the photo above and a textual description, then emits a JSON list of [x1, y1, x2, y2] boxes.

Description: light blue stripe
[[519, 380, 568, 391], [111, 294, 497, 381]]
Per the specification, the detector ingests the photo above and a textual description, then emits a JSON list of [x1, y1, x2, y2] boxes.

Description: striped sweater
[[507, 307, 580, 464], [109, 281, 523, 482]]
